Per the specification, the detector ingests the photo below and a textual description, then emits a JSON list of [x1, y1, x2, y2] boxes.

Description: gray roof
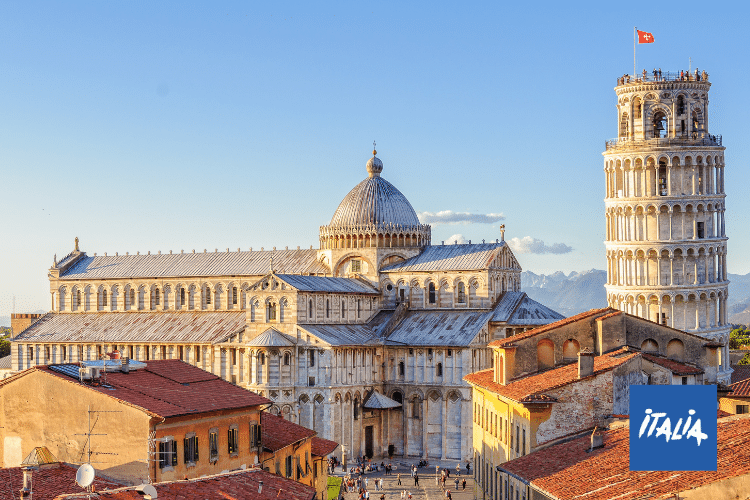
[[491, 292, 565, 325], [328, 170, 422, 228], [59, 249, 328, 280], [384, 310, 493, 346], [12, 311, 246, 344], [363, 391, 402, 409], [247, 328, 296, 347], [381, 243, 504, 272], [0, 355, 12, 369], [297, 324, 380, 347], [269, 275, 379, 294]]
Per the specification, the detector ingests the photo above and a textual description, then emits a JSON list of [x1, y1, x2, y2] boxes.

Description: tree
[[730, 326, 750, 350]]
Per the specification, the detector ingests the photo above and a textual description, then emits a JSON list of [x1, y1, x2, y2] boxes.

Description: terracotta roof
[[35, 360, 270, 418], [0, 463, 121, 500], [641, 353, 704, 375], [464, 349, 638, 402], [718, 409, 732, 418], [595, 310, 623, 321], [488, 308, 614, 347], [729, 376, 750, 398], [499, 416, 750, 500], [54, 468, 315, 500], [311, 437, 339, 457], [731, 365, 750, 385], [261, 412, 316, 452]]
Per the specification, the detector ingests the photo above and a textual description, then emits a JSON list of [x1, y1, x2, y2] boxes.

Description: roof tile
[[0, 463, 121, 500], [261, 412, 316, 452]]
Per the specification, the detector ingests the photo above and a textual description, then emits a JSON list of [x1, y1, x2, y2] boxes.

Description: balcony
[[605, 134, 722, 151], [616, 70, 708, 86]]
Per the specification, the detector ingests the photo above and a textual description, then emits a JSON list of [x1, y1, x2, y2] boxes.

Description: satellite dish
[[76, 463, 95, 488], [136, 484, 158, 499]]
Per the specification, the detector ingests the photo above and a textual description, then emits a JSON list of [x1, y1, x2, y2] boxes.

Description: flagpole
[[633, 26, 638, 78]]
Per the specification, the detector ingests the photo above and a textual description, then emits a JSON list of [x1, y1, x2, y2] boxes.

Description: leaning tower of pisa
[[603, 69, 731, 383]]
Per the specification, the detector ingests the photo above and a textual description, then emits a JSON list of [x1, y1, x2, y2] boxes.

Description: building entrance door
[[365, 425, 374, 458]]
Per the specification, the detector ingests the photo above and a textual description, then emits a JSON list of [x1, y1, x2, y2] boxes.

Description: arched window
[[326, 299, 330, 318], [180, 288, 185, 306], [232, 287, 238, 305], [633, 97, 642, 118], [357, 299, 361, 318], [309, 299, 313, 318], [398, 361, 405, 377], [677, 95, 685, 115], [536, 339, 555, 370], [411, 397, 420, 419], [283, 352, 291, 365], [267, 302, 277, 321], [620, 112, 629, 138], [428, 283, 436, 304], [102, 289, 108, 307], [562, 339, 580, 360], [205, 287, 211, 304], [341, 300, 345, 318], [154, 288, 160, 306], [653, 111, 667, 138], [76, 290, 82, 307], [259, 352, 266, 365], [353, 398, 360, 420], [436, 362, 443, 377], [392, 391, 403, 405], [457, 282, 466, 304]]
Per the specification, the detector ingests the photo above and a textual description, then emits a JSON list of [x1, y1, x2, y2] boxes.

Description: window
[[409, 348, 414, 356], [447, 349, 452, 357], [697, 222, 705, 239], [285, 455, 293, 478], [45, 346, 50, 361], [353, 399, 360, 420], [284, 352, 291, 365], [436, 362, 443, 377], [76, 290, 82, 307], [515, 425, 520, 454], [180, 288, 185, 306], [398, 361, 405, 377], [457, 282, 466, 303], [205, 287, 211, 304], [232, 349, 237, 365], [184, 434, 199, 464], [28, 346, 34, 361], [308, 376, 315, 386], [522, 428, 526, 455], [412, 398, 420, 419], [209, 429, 219, 461], [357, 299, 361, 318], [326, 299, 330, 318], [737, 405, 749, 414], [351, 259, 361, 273], [228, 426, 239, 455], [260, 352, 265, 365], [158, 439, 178, 469], [341, 300, 345, 318], [161, 345, 167, 359], [309, 350, 315, 367], [232, 287, 238, 305], [102, 290, 108, 306], [682, 376, 688, 385], [250, 423, 262, 449], [196, 347, 201, 363], [154, 288, 160, 306], [267, 302, 277, 321], [61, 345, 67, 361], [428, 283, 436, 304], [309, 299, 313, 318]]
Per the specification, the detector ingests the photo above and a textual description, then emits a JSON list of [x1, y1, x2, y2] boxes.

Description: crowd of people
[[335, 459, 471, 500], [617, 68, 709, 86]]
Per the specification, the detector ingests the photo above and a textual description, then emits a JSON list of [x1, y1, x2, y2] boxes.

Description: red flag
[[637, 30, 654, 43]]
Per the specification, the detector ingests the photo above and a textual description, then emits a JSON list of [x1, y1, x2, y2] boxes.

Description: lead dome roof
[[328, 151, 422, 228]]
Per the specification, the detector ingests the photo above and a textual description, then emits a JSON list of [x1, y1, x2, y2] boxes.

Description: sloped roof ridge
[[489, 307, 615, 347]]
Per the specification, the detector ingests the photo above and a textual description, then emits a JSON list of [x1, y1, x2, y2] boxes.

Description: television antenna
[[74, 406, 120, 465]]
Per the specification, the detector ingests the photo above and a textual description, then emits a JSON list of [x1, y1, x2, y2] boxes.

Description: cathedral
[[10, 150, 564, 462]]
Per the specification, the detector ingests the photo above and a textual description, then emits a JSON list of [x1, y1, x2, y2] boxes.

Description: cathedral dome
[[329, 153, 420, 227], [319, 150, 431, 250]]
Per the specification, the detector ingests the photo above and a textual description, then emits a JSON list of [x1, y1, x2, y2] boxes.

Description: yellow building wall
[[719, 396, 750, 415], [154, 409, 262, 483], [0, 370, 151, 484], [261, 439, 315, 488], [471, 384, 537, 500]]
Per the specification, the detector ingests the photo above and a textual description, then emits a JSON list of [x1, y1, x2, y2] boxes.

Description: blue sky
[[1, 1, 749, 320]]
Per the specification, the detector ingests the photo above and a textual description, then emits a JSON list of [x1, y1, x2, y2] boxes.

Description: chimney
[[578, 348, 594, 379], [19, 467, 33, 500], [121, 357, 130, 374], [590, 427, 604, 450]]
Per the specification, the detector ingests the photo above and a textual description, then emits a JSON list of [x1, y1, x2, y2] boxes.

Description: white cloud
[[418, 210, 505, 225], [508, 236, 573, 255], [445, 234, 467, 244]]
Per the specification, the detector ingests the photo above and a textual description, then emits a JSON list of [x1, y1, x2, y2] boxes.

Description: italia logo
[[630, 385, 717, 471]]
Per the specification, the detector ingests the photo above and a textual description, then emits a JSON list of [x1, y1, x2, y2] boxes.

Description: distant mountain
[[522, 269, 750, 323], [521, 269, 607, 317]]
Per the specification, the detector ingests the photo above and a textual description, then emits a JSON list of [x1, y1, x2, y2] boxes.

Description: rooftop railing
[[605, 134, 722, 151], [616, 70, 709, 86]]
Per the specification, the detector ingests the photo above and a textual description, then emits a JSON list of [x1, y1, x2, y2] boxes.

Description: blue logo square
[[629, 385, 717, 471]]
